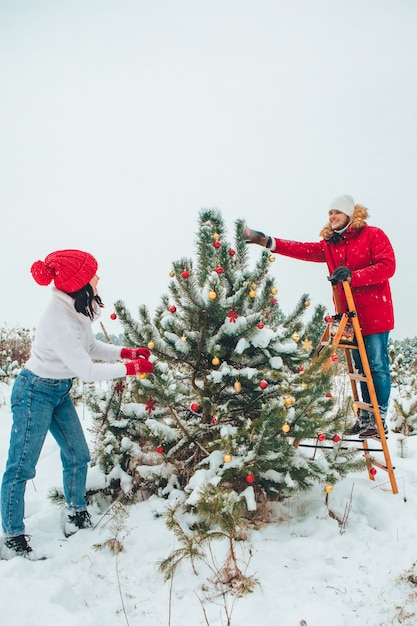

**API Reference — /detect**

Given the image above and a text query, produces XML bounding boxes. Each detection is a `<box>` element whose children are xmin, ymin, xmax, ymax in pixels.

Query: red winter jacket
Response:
<box><xmin>272</xmin><ymin>223</ymin><xmax>396</xmax><ymax>336</ymax></box>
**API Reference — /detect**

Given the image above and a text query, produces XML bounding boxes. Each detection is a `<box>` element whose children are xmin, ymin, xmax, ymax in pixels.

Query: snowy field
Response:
<box><xmin>1</xmin><ymin>381</ymin><xmax>417</xmax><ymax>626</ymax></box>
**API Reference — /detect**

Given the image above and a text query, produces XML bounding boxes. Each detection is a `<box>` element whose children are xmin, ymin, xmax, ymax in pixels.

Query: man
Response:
<box><xmin>245</xmin><ymin>194</ymin><xmax>396</xmax><ymax>439</ymax></box>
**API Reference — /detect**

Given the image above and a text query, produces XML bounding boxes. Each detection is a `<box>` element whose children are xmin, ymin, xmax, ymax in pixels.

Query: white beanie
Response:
<box><xmin>329</xmin><ymin>194</ymin><xmax>355</xmax><ymax>218</ymax></box>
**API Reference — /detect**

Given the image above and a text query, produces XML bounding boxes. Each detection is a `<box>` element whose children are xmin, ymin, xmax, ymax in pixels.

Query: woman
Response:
<box><xmin>1</xmin><ymin>249</ymin><xmax>152</xmax><ymax>560</ymax></box>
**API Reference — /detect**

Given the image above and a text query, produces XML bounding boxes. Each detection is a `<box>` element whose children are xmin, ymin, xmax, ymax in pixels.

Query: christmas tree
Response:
<box><xmin>89</xmin><ymin>209</ymin><xmax>362</xmax><ymax>515</ymax></box>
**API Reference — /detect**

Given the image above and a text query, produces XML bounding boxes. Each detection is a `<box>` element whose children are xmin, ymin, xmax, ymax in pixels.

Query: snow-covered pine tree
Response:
<box><xmin>89</xmin><ymin>209</ymin><xmax>362</xmax><ymax>513</ymax></box>
<box><xmin>389</xmin><ymin>338</ymin><xmax>417</xmax><ymax>436</ymax></box>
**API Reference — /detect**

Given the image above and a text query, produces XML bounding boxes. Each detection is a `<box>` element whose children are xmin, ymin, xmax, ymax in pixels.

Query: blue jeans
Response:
<box><xmin>351</xmin><ymin>332</ymin><xmax>391</xmax><ymax>417</ymax></box>
<box><xmin>1</xmin><ymin>369</ymin><xmax>90</xmax><ymax>537</ymax></box>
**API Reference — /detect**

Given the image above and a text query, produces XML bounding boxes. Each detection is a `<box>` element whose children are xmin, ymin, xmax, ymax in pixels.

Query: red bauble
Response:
<box><xmin>229</xmin><ymin>248</ymin><xmax>236</xmax><ymax>256</ymax></box>
<box><xmin>259</xmin><ymin>380</ymin><xmax>268</xmax><ymax>390</ymax></box>
<box><xmin>110</xmin><ymin>313</ymin><xmax>117</xmax><ymax>320</ymax></box>
<box><xmin>246</xmin><ymin>473</ymin><xmax>255</xmax><ymax>484</ymax></box>
<box><xmin>156</xmin><ymin>445</ymin><xmax>164</xmax><ymax>454</ymax></box>
<box><xmin>213</xmin><ymin>241</ymin><xmax>221</xmax><ymax>249</ymax></box>
<box><xmin>181</xmin><ymin>270</ymin><xmax>190</xmax><ymax>279</ymax></box>
<box><xmin>317</xmin><ymin>433</ymin><xmax>326</xmax><ymax>441</ymax></box>
<box><xmin>169</xmin><ymin>305</ymin><xmax>177</xmax><ymax>313</ymax></box>
<box><xmin>190</xmin><ymin>403</ymin><xmax>200</xmax><ymax>412</ymax></box>
<box><xmin>215</xmin><ymin>266</ymin><xmax>223</xmax><ymax>274</ymax></box>
<box><xmin>257</xmin><ymin>322</ymin><xmax>265</xmax><ymax>329</ymax></box>
<box><xmin>211</xmin><ymin>416</ymin><xmax>218</xmax><ymax>425</ymax></box>
<box><xmin>370</xmin><ymin>467</ymin><xmax>377</xmax><ymax>476</ymax></box>
<box><xmin>326</xmin><ymin>392</ymin><xmax>333</xmax><ymax>398</ymax></box>
<box><xmin>332</xmin><ymin>434</ymin><xmax>341</xmax><ymax>443</ymax></box>
<box><xmin>331</xmin><ymin>354</ymin><xmax>339</xmax><ymax>362</ymax></box>
<box><xmin>324</xmin><ymin>315</ymin><xmax>333</xmax><ymax>323</ymax></box>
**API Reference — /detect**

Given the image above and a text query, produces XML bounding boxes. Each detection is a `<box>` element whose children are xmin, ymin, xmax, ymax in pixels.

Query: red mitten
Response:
<box><xmin>121</xmin><ymin>347</ymin><xmax>151</xmax><ymax>360</ymax></box>
<box><xmin>125</xmin><ymin>359</ymin><xmax>154</xmax><ymax>376</ymax></box>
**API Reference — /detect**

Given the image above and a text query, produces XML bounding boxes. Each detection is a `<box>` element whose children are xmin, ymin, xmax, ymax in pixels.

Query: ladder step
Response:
<box><xmin>354</xmin><ymin>401</ymin><xmax>375</xmax><ymax>413</ymax></box>
<box><xmin>372</xmin><ymin>459</ymin><xmax>395</xmax><ymax>471</ymax></box>
<box><xmin>348</xmin><ymin>372</ymin><xmax>368</xmax><ymax>382</ymax></box>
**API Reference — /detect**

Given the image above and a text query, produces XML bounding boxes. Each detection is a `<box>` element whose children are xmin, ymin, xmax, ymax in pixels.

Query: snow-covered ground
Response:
<box><xmin>1</xmin><ymin>381</ymin><xmax>416</xmax><ymax>626</ymax></box>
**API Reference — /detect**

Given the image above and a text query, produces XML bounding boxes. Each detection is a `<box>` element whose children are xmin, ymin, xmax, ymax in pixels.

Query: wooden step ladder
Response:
<box><xmin>318</xmin><ymin>280</ymin><xmax>398</xmax><ymax>494</ymax></box>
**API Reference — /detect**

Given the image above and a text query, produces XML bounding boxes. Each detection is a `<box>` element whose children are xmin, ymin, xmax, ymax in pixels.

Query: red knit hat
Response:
<box><xmin>31</xmin><ymin>249</ymin><xmax>98</xmax><ymax>293</ymax></box>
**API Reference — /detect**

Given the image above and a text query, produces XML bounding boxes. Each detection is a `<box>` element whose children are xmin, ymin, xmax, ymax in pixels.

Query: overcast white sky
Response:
<box><xmin>1</xmin><ymin>0</ymin><xmax>416</xmax><ymax>340</ymax></box>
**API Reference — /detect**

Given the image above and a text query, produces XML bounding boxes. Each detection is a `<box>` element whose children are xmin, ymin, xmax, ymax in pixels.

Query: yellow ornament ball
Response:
<box><xmin>223</xmin><ymin>453</ymin><xmax>233</xmax><ymax>463</ymax></box>
<box><xmin>212</xmin><ymin>356</ymin><xmax>220</xmax><ymax>366</ymax></box>
<box><xmin>213</xmin><ymin>232</ymin><xmax>220</xmax><ymax>241</ymax></box>
<box><xmin>304</xmin><ymin>300</ymin><xmax>310</xmax><ymax>308</ymax></box>
<box><xmin>169</xmin><ymin>271</ymin><xmax>175</xmax><ymax>278</ymax></box>
<box><xmin>270</xmin><ymin>287</ymin><xmax>278</xmax><ymax>295</ymax></box>
<box><xmin>269</xmin><ymin>255</ymin><xmax>276</xmax><ymax>263</ymax></box>
<box><xmin>249</xmin><ymin>290</ymin><xmax>256</xmax><ymax>298</ymax></box>
<box><xmin>234</xmin><ymin>381</ymin><xmax>242</xmax><ymax>393</ymax></box>
<box><xmin>208</xmin><ymin>291</ymin><xmax>217</xmax><ymax>300</ymax></box>
<box><xmin>281</xmin><ymin>422</ymin><xmax>291</xmax><ymax>433</ymax></box>
<box><xmin>147</xmin><ymin>341</ymin><xmax>155</xmax><ymax>350</ymax></box>
<box><xmin>283</xmin><ymin>396</ymin><xmax>293</xmax><ymax>407</ymax></box>
<box><xmin>324</xmin><ymin>483</ymin><xmax>333</xmax><ymax>494</ymax></box>
<box><xmin>137</xmin><ymin>373</ymin><xmax>147</xmax><ymax>380</ymax></box>
<box><xmin>291</xmin><ymin>332</ymin><xmax>300</xmax><ymax>342</ymax></box>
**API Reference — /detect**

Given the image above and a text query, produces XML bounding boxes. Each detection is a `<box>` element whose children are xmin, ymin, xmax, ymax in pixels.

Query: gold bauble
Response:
<box><xmin>270</xmin><ymin>287</ymin><xmax>278</xmax><ymax>295</ymax></box>
<box><xmin>324</xmin><ymin>483</ymin><xmax>333</xmax><ymax>494</ymax></box>
<box><xmin>212</xmin><ymin>356</ymin><xmax>220</xmax><ymax>366</ymax></box>
<box><xmin>169</xmin><ymin>271</ymin><xmax>175</xmax><ymax>278</ymax></box>
<box><xmin>249</xmin><ymin>290</ymin><xmax>256</xmax><ymax>298</ymax></box>
<box><xmin>281</xmin><ymin>422</ymin><xmax>291</xmax><ymax>433</ymax></box>
<box><xmin>283</xmin><ymin>396</ymin><xmax>293</xmax><ymax>407</ymax></box>
<box><xmin>137</xmin><ymin>373</ymin><xmax>147</xmax><ymax>380</ymax></box>
<box><xmin>291</xmin><ymin>332</ymin><xmax>300</xmax><ymax>342</ymax></box>
<box><xmin>147</xmin><ymin>341</ymin><xmax>155</xmax><ymax>350</ymax></box>
<box><xmin>213</xmin><ymin>232</ymin><xmax>220</xmax><ymax>241</ymax></box>
<box><xmin>223</xmin><ymin>453</ymin><xmax>233</xmax><ymax>463</ymax></box>
<box><xmin>234</xmin><ymin>381</ymin><xmax>242</xmax><ymax>393</ymax></box>
<box><xmin>269</xmin><ymin>255</ymin><xmax>276</xmax><ymax>263</ymax></box>
<box><xmin>208</xmin><ymin>291</ymin><xmax>217</xmax><ymax>300</ymax></box>
<box><xmin>304</xmin><ymin>300</ymin><xmax>310</xmax><ymax>308</ymax></box>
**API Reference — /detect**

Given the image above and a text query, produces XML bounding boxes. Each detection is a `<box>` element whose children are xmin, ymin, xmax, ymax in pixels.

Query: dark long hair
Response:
<box><xmin>67</xmin><ymin>283</ymin><xmax>104</xmax><ymax>319</ymax></box>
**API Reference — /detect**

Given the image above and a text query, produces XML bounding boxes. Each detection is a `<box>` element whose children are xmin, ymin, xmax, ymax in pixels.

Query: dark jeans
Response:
<box><xmin>1</xmin><ymin>369</ymin><xmax>90</xmax><ymax>537</ymax></box>
<box><xmin>351</xmin><ymin>331</ymin><xmax>391</xmax><ymax>417</ymax></box>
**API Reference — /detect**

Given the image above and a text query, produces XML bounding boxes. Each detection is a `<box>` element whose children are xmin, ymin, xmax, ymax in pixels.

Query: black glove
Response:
<box><xmin>328</xmin><ymin>266</ymin><xmax>351</xmax><ymax>285</ymax></box>
<box><xmin>244</xmin><ymin>227</ymin><xmax>273</xmax><ymax>248</ymax></box>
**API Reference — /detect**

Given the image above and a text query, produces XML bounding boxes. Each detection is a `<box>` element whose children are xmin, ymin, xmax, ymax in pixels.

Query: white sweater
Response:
<box><xmin>25</xmin><ymin>288</ymin><xmax>126</xmax><ymax>382</ymax></box>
